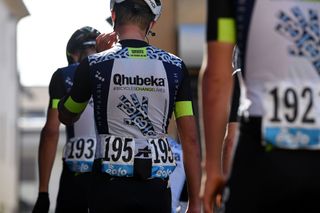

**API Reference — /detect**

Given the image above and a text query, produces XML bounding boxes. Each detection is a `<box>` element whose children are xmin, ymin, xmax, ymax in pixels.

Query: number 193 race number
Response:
<box><xmin>64</xmin><ymin>137</ymin><xmax>97</xmax><ymax>172</ymax></box>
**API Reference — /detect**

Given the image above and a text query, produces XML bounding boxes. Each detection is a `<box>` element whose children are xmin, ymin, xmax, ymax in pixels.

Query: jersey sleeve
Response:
<box><xmin>207</xmin><ymin>0</ymin><xmax>236</xmax><ymax>43</ymax></box>
<box><xmin>174</xmin><ymin>62</ymin><xmax>194</xmax><ymax>119</ymax></box>
<box><xmin>48</xmin><ymin>69</ymin><xmax>65</xmax><ymax>109</ymax></box>
<box><xmin>62</xmin><ymin>58</ymin><xmax>92</xmax><ymax>114</ymax></box>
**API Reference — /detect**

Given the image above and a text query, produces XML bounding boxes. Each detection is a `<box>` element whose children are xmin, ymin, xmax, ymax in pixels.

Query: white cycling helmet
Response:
<box><xmin>110</xmin><ymin>0</ymin><xmax>162</xmax><ymax>21</ymax></box>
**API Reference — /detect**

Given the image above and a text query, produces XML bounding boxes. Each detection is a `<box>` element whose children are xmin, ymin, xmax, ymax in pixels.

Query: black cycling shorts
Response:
<box><xmin>224</xmin><ymin>117</ymin><xmax>320</xmax><ymax>213</ymax></box>
<box><xmin>88</xmin><ymin>172</ymin><xmax>171</xmax><ymax>213</ymax></box>
<box><xmin>55</xmin><ymin>162</ymin><xmax>91</xmax><ymax>213</ymax></box>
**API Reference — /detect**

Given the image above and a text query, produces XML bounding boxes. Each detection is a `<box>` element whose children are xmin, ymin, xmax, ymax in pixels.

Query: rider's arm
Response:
<box><xmin>38</xmin><ymin>70</ymin><xmax>64</xmax><ymax>192</ymax></box>
<box><xmin>38</xmin><ymin>110</ymin><xmax>60</xmax><ymax>192</ymax></box>
<box><xmin>58</xmin><ymin>59</ymin><xmax>92</xmax><ymax>125</ymax></box>
<box><xmin>199</xmin><ymin>0</ymin><xmax>235</xmax><ymax>212</ymax></box>
<box><xmin>175</xmin><ymin>63</ymin><xmax>201</xmax><ymax>212</ymax></box>
<box><xmin>176</xmin><ymin>116</ymin><xmax>201</xmax><ymax>212</ymax></box>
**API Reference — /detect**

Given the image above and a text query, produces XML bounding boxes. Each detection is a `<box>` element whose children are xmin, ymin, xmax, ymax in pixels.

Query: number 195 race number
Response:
<box><xmin>103</xmin><ymin>136</ymin><xmax>134</xmax><ymax>163</ymax></box>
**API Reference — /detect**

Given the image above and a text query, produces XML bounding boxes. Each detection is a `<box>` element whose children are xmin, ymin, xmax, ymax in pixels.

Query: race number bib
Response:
<box><xmin>101</xmin><ymin>135</ymin><xmax>135</xmax><ymax>177</ymax></box>
<box><xmin>262</xmin><ymin>82</ymin><xmax>320</xmax><ymax>149</ymax></box>
<box><xmin>100</xmin><ymin>135</ymin><xmax>176</xmax><ymax>178</ymax></box>
<box><xmin>149</xmin><ymin>138</ymin><xmax>176</xmax><ymax>178</ymax></box>
<box><xmin>64</xmin><ymin>137</ymin><xmax>97</xmax><ymax>172</ymax></box>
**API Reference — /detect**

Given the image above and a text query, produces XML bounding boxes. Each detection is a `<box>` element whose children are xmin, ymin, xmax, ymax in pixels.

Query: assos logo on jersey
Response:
<box><xmin>113</xmin><ymin>74</ymin><xmax>165</xmax><ymax>87</ymax></box>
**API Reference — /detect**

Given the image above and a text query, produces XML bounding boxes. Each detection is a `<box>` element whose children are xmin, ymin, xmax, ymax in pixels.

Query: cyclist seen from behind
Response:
<box><xmin>58</xmin><ymin>0</ymin><xmax>201</xmax><ymax>213</ymax></box>
<box><xmin>200</xmin><ymin>0</ymin><xmax>320</xmax><ymax>212</ymax></box>
<box><xmin>33</xmin><ymin>26</ymin><xmax>116</xmax><ymax>213</ymax></box>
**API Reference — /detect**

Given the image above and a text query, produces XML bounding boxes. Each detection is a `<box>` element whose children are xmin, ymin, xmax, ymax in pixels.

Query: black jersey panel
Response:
<box><xmin>235</xmin><ymin>0</ymin><xmax>256</xmax><ymax>78</ymax></box>
<box><xmin>229</xmin><ymin>73</ymin><xmax>240</xmax><ymax>122</ymax></box>
<box><xmin>91</xmin><ymin>60</ymin><xmax>115</xmax><ymax>134</ymax></box>
<box><xmin>48</xmin><ymin>64</ymin><xmax>79</xmax><ymax>109</ymax></box>
<box><xmin>65</xmin><ymin>125</ymin><xmax>75</xmax><ymax>139</ymax></box>
<box><xmin>68</xmin><ymin>58</ymin><xmax>92</xmax><ymax>103</ymax></box>
<box><xmin>49</xmin><ymin>69</ymin><xmax>65</xmax><ymax>109</ymax></box>
<box><xmin>49</xmin><ymin>64</ymin><xmax>78</xmax><ymax>139</ymax></box>
<box><xmin>175</xmin><ymin>62</ymin><xmax>192</xmax><ymax>102</ymax></box>
<box><xmin>162</xmin><ymin>62</ymin><xmax>182</xmax><ymax>132</ymax></box>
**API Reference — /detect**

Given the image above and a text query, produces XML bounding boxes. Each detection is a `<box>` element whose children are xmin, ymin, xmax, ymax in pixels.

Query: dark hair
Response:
<box><xmin>113</xmin><ymin>0</ymin><xmax>155</xmax><ymax>31</ymax></box>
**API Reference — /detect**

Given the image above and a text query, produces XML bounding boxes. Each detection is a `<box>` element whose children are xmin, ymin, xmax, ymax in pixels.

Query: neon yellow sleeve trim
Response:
<box><xmin>51</xmin><ymin>99</ymin><xmax>60</xmax><ymax>109</ymax></box>
<box><xmin>174</xmin><ymin>101</ymin><xmax>194</xmax><ymax>118</ymax></box>
<box><xmin>64</xmin><ymin>96</ymin><xmax>88</xmax><ymax>114</ymax></box>
<box><xmin>218</xmin><ymin>18</ymin><xmax>236</xmax><ymax>43</ymax></box>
